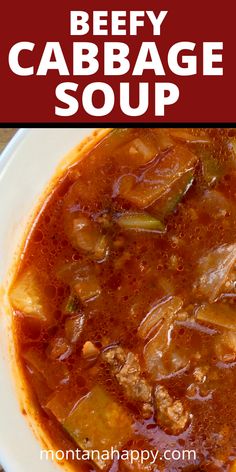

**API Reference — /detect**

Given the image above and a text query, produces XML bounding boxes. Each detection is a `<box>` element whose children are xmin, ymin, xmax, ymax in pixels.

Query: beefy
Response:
<box><xmin>102</xmin><ymin>346</ymin><xmax>153</xmax><ymax>418</ymax></box>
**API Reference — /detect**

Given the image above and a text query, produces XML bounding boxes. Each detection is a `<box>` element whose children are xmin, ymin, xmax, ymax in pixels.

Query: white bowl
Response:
<box><xmin>0</xmin><ymin>128</ymin><xmax>97</xmax><ymax>472</ymax></box>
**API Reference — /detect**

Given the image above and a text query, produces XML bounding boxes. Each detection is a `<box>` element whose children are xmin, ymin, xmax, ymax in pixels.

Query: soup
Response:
<box><xmin>9</xmin><ymin>128</ymin><xmax>236</xmax><ymax>471</ymax></box>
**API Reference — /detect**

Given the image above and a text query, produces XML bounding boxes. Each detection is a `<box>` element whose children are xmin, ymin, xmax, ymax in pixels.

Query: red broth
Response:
<box><xmin>10</xmin><ymin>128</ymin><xmax>236</xmax><ymax>471</ymax></box>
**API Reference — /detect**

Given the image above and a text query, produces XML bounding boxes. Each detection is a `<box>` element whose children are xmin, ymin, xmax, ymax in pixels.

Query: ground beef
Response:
<box><xmin>102</xmin><ymin>346</ymin><xmax>153</xmax><ymax>417</ymax></box>
<box><xmin>154</xmin><ymin>384</ymin><xmax>189</xmax><ymax>434</ymax></box>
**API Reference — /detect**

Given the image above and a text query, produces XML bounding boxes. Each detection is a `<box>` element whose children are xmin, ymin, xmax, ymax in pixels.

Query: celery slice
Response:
<box><xmin>153</xmin><ymin>171</ymin><xmax>194</xmax><ymax>219</ymax></box>
<box><xmin>64</xmin><ymin>294</ymin><xmax>80</xmax><ymax>314</ymax></box>
<box><xmin>199</xmin><ymin>147</ymin><xmax>223</xmax><ymax>186</ymax></box>
<box><xmin>116</xmin><ymin>212</ymin><xmax>165</xmax><ymax>232</ymax></box>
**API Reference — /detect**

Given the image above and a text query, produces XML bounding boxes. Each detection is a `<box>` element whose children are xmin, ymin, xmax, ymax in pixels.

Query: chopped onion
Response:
<box><xmin>128</xmin><ymin>137</ymin><xmax>157</xmax><ymax>160</ymax></box>
<box><xmin>72</xmin><ymin>215</ymin><xmax>109</xmax><ymax>261</ymax></box>
<box><xmin>65</xmin><ymin>314</ymin><xmax>85</xmax><ymax>343</ymax></box>
<box><xmin>115</xmin><ymin>136</ymin><xmax>158</xmax><ymax>167</ymax></box>
<box><xmin>57</xmin><ymin>262</ymin><xmax>101</xmax><ymax>303</ymax></box>
<box><xmin>113</xmin><ymin>130</ymin><xmax>163</xmax><ymax>167</ymax></box>
<box><xmin>46</xmin><ymin>337</ymin><xmax>72</xmax><ymax>361</ymax></box>
<box><xmin>74</xmin><ymin>274</ymin><xmax>101</xmax><ymax>302</ymax></box>
<box><xmin>64</xmin><ymin>210</ymin><xmax>109</xmax><ymax>261</ymax></box>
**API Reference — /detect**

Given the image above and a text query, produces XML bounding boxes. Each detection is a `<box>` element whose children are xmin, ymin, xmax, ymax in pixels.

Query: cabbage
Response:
<box><xmin>194</xmin><ymin>244</ymin><xmax>236</xmax><ymax>302</ymax></box>
<box><xmin>119</xmin><ymin>145</ymin><xmax>197</xmax><ymax>209</ymax></box>
<box><xmin>196</xmin><ymin>303</ymin><xmax>236</xmax><ymax>331</ymax></box>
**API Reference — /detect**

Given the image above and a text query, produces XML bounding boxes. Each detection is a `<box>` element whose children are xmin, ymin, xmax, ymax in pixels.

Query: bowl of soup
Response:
<box><xmin>1</xmin><ymin>128</ymin><xmax>236</xmax><ymax>472</ymax></box>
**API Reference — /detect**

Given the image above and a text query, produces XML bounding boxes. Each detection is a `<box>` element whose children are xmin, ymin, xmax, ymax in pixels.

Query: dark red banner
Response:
<box><xmin>0</xmin><ymin>0</ymin><xmax>235</xmax><ymax>123</ymax></box>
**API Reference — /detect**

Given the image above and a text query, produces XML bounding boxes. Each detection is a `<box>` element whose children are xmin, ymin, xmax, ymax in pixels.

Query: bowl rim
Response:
<box><xmin>0</xmin><ymin>127</ymin><xmax>111</xmax><ymax>472</ymax></box>
<box><xmin>0</xmin><ymin>129</ymin><xmax>29</xmax><ymax>173</ymax></box>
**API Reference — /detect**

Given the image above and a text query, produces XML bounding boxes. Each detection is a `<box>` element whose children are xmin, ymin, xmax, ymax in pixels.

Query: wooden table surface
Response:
<box><xmin>0</xmin><ymin>128</ymin><xmax>18</xmax><ymax>153</ymax></box>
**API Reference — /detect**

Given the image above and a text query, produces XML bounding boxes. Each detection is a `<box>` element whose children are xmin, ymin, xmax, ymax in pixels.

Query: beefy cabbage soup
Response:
<box><xmin>9</xmin><ymin>129</ymin><xmax>236</xmax><ymax>471</ymax></box>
